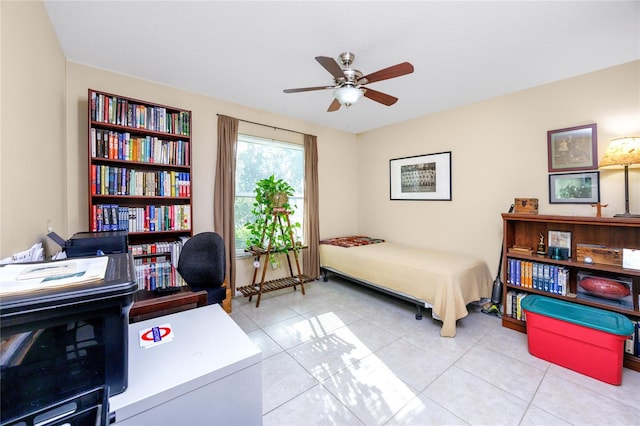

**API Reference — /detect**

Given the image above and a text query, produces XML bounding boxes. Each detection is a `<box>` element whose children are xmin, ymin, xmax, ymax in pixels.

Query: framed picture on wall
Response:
<box><xmin>547</xmin><ymin>123</ymin><xmax>597</xmax><ymax>172</ymax></box>
<box><xmin>389</xmin><ymin>151</ymin><xmax>452</xmax><ymax>200</ymax></box>
<box><xmin>549</xmin><ymin>171</ymin><xmax>600</xmax><ymax>204</ymax></box>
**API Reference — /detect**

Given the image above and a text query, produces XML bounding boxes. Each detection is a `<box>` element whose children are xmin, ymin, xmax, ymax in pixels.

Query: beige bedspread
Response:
<box><xmin>319</xmin><ymin>242</ymin><xmax>492</xmax><ymax>337</ymax></box>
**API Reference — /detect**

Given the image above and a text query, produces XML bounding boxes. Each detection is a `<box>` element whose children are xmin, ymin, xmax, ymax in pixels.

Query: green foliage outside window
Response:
<box><xmin>234</xmin><ymin>135</ymin><xmax>304</xmax><ymax>251</ymax></box>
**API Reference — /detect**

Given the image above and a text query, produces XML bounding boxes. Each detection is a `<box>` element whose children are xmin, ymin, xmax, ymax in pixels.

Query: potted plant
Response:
<box><xmin>245</xmin><ymin>175</ymin><xmax>301</xmax><ymax>267</ymax></box>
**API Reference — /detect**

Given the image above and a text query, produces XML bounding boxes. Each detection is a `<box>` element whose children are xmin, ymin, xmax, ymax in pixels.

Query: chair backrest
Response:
<box><xmin>177</xmin><ymin>232</ymin><xmax>226</xmax><ymax>288</ymax></box>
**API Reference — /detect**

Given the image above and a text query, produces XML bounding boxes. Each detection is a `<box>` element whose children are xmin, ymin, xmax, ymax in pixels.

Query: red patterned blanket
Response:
<box><xmin>319</xmin><ymin>236</ymin><xmax>385</xmax><ymax>248</ymax></box>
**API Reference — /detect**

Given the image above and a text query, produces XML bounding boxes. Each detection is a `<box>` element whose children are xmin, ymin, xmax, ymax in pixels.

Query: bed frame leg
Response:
<box><xmin>321</xmin><ymin>268</ymin><xmax>328</xmax><ymax>282</ymax></box>
<box><xmin>415</xmin><ymin>305</ymin><xmax>423</xmax><ymax>320</ymax></box>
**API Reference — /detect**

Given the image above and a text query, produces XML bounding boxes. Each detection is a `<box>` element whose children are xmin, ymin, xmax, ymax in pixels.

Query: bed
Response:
<box><xmin>319</xmin><ymin>236</ymin><xmax>493</xmax><ymax>337</ymax></box>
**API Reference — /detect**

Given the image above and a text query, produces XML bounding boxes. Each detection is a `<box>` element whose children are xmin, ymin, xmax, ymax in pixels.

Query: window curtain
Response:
<box><xmin>303</xmin><ymin>134</ymin><xmax>320</xmax><ymax>279</ymax></box>
<box><xmin>214</xmin><ymin>115</ymin><xmax>238</xmax><ymax>292</ymax></box>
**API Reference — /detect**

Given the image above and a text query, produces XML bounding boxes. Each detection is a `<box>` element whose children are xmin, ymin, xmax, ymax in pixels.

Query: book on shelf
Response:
<box><xmin>91</xmin><ymin>92</ymin><xmax>190</xmax><ymax>136</ymax></box>
<box><xmin>637</xmin><ymin>321</ymin><xmax>640</xmax><ymax>358</ymax></box>
<box><xmin>625</xmin><ymin>319</ymin><xmax>637</xmax><ymax>356</ymax></box>
<box><xmin>507</xmin><ymin>257</ymin><xmax>568</xmax><ymax>296</ymax></box>
<box><xmin>133</xmin><ymin>261</ymin><xmax>186</xmax><ymax>291</ymax></box>
<box><xmin>91</xmin><ymin>165</ymin><xmax>190</xmax><ymax>197</ymax></box>
<box><xmin>91</xmin><ymin>204</ymin><xmax>191</xmax><ymax>233</ymax></box>
<box><xmin>505</xmin><ymin>290</ymin><xmax>528</xmax><ymax>321</ymax></box>
<box><xmin>130</xmin><ymin>240</ymin><xmax>184</xmax><ymax>267</ymax></box>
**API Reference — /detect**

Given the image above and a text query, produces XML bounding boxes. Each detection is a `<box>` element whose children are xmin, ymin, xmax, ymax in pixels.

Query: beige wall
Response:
<box><xmin>357</xmin><ymin>61</ymin><xmax>640</xmax><ymax>276</ymax></box>
<box><xmin>1</xmin><ymin>0</ymin><xmax>66</xmax><ymax>258</ymax></box>
<box><xmin>2</xmin><ymin>2</ymin><xmax>638</xmax><ymax>289</ymax></box>
<box><xmin>0</xmin><ymin>3</ymin><xmax>359</xmax><ymax>285</ymax></box>
<box><xmin>63</xmin><ymin>64</ymin><xmax>357</xmax><ymax>284</ymax></box>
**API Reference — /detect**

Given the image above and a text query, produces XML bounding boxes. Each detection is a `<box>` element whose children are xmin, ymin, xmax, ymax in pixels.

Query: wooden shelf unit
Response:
<box><xmin>501</xmin><ymin>213</ymin><xmax>640</xmax><ymax>371</ymax></box>
<box><xmin>129</xmin><ymin>286</ymin><xmax>208</xmax><ymax>323</ymax></box>
<box><xmin>237</xmin><ymin>210</ymin><xmax>312</xmax><ymax>307</ymax></box>
<box><xmin>88</xmin><ymin>89</ymin><xmax>192</xmax><ymax>290</ymax></box>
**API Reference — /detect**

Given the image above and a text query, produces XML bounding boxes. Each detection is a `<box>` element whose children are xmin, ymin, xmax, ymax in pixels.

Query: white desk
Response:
<box><xmin>110</xmin><ymin>304</ymin><xmax>262</xmax><ymax>425</ymax></box>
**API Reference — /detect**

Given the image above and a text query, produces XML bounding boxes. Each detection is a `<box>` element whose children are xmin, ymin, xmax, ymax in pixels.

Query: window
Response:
<box><xmin>234</xmin><ymin>134</ymin><xmax>304</xmax><ymax>253</ymax></box>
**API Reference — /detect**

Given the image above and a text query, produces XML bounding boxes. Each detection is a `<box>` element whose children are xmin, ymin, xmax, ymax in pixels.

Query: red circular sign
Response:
<box><xmin>141</xmin><ymin>327</ymin><xmax>171</xmax><ymax>341</ymax></box>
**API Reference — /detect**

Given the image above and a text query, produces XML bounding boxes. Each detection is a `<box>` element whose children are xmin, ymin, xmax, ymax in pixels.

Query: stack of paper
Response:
<box><xmin>0</xmin><ymin>256</ymin><xmax>109</xmax><ymax>295</ymax></box>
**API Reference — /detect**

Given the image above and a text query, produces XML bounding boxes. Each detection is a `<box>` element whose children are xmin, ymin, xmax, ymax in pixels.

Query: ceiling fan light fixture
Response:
<box><xmin>333</xmin><ymin>85</ymin><xmax>364</xmax><ymax>107</ymax></box>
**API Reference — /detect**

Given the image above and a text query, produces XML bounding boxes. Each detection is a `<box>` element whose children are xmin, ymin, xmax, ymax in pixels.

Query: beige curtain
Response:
<box><xmin>214</xmin><ymin>115</ymin><xmax>238</xmax><ymax>292</ymax></box>
<box><xmin>303</xmin><ymin>134</ymin><xmax>320</xmax><ymax>279</ymax></box>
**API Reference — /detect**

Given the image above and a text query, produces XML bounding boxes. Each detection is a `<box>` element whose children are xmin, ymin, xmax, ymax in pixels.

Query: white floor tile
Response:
<box><xmin>321</xmin><ymin>355</ymin><xmax>419</xmax><ymax>425</ymax></box>
<box><xmin>386</xmin><ymin>393</ymin><xmax>468</xmax><ymax>426</ymax></box>
<box><xmin>532</xmin><ymin>373</ymin><xmax>640</xmax><ymax>425</ymax></box>
<box><xmin>422</xmin><ymin>366</ymin><xmax>529</xmax><ymax>425</ymax></box>
<box><xmin>520</xmin><ymin>405</ymin><xmax>572</xmax><ymax>426</ymax></box>
<box><xmin>371</xmin><ymin>338</ymin><xmax>451</xmax><ymax>392</ymax></box>
<box><xmin>261</xmin><ymin>351</ymin><xmax>318</xmax><ymax>414</ymax></box>
<box><xmin>288</xmin><ymin>320</ymin><xmax>390</xmax><ymax>381</ymax></box>
<box><xmin>246</xmin><ymin>328</ymin><xmax>284</xmax><ymax>359</ymax></box>
<box><xmin>263</xmin><ymin>384</ymin><xmax>364</xmax><ymax>426</ymax></box>
<box><xmin>546</xmin><ymin>362</ymin><xmax>640</xmax><ymax>411</ymax></box>
<box><xmin>455</xmin><ymin>345</ymin><xmax>546</xmax><ymax>401</ymax></box>
<box><xmin>227</xmin><ymin>278</ymin><xmax>640</xmax><ymax>426</ymax></box>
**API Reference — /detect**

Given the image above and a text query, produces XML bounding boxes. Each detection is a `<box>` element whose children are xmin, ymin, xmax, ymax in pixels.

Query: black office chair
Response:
<box><xmin>177</xmin><ymin>232</ymin><xmax>227</xmax><ymax>305</ymax></box>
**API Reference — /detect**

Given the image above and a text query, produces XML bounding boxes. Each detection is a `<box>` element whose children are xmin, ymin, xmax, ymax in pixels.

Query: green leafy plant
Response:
<box><xmin>245</xmin><ymin>175</ymin><xmax>301</xmax><ymax>263</ymax></box>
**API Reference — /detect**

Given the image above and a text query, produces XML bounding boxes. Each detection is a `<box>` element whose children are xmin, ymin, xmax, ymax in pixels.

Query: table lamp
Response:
<box><xmin>598</xmin><ymin>136</ymin><xmax>640</xmax><ymax>217</ymax></box>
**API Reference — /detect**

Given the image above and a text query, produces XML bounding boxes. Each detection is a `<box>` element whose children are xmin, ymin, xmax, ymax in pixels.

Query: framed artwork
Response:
<box><xmin>390</xmin><ymin>151</ymin><xmax>452</xmax><ymax>200</ymax></box>
<box><xmin>547</xmin><ymin>123</ymin><xmax>597</xmax><ymax>172</ymax></box>
<box><xmin>548</xmin><ymin>230</ymin><xmax>572</xmax><ymax>260</ymax></box>
<box><xmin>549</xmin><ymin>171</ymin><xmax>600</xmax><ymax>204</ymax></box>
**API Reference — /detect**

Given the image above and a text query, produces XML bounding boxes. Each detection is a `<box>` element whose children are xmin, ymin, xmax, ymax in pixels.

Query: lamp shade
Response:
<box><xmin>599</xmin><ymin>136</ymin><xmax>640</xmax><ymax>169</ymax></box>
<box><xmin>333</xmin><ymin>86</ymin><xmax>364</xmax><ymax>106</ymax></box>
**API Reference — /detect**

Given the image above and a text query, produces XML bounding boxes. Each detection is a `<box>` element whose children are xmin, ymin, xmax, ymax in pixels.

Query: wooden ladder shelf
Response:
<box><xmin>237</xmin><ymin>209</ymin><xmax>312</xmax><ymax>307</ymax></box>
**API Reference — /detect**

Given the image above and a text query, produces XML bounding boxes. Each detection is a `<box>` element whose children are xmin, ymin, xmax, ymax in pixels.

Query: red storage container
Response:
<box><xmin>521</xmin><ymin>295</ymin><xmax>634</xmax><ymax>385</ymax></box>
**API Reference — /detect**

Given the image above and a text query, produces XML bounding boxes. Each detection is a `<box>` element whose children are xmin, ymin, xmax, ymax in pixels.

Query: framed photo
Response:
<box><xmin>390</xmin><ymin>151</ymin><xmax>452</xmax><ymax>200</ymax></box>
<box><xmin>548</xmin><ymin>230</ymin><xmax>571</xmax><ymax>260</ymax></box>
<box><xmin>549</xmin><ymin>171</ymin><xmax>600</xmax><ymax>204</ymax></box>
<box><xmin>547</xmin><ymin>123</ymin><xmax>597</xmax><ymax>172</ymax></box>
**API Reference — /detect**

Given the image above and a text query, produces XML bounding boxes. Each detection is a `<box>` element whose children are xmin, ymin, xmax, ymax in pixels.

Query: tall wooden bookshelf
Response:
<box><xmin>88</xmin><ymin>89</ymin><xmax>192</xmax><ymax>290</ymax></box>
<box><xmin>501</xmin><ymin>213</ymin><xmax>640</xmax><ymax>372</ymax></box>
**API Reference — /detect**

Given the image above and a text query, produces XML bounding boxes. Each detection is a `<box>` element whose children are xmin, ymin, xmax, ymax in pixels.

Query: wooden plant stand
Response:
<box><xmin>236</xmin><ymin>209</ymin><xmax>312</xmax><ymax>307</ymax></box>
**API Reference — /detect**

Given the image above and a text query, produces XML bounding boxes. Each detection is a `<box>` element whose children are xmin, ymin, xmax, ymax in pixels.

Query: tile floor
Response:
<box><xmin>229</xmin><ymin>276</ymin><xmax>640</xmax><ymax>425</ymax></box>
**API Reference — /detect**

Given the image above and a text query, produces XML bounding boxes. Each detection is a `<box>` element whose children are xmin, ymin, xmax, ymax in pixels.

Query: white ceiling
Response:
<box><xmin>44</xmin><ymin>1</ymin><xmax>640</xmax><ymax>134</ymax></box>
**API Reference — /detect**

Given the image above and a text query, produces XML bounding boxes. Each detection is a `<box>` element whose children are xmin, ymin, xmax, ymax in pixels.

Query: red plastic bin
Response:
<box><xmin>521</xmin><ymin>295</ymin><xmax>634</xmax><ymax>385</ymax></box>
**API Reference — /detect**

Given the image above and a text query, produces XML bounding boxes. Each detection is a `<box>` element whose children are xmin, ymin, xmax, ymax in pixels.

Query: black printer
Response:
<box><xmin>49</xmin><ymin>230</ymin><xmax>129</xmax><ymax>258</ymax></box>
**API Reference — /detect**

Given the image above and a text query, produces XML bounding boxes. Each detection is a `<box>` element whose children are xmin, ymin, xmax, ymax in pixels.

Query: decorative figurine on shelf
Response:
<box><xmin>591</xmin><ymin>202</ymin><xmax>608</xmax><ymax>218</ymax></box>
<box><xmin>536</xmin><ymin>232</ymin><xmax>547</xmax><ymax>256</ymax></box>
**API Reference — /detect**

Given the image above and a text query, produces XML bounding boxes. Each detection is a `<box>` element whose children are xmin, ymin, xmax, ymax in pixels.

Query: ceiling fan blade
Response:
<box><xmin>363</xmin><ymin>88</ymin><xmax>398</xmax><ymax>106</ymax></box>
<box><xmin>327</xmin><ymin>98</ymin><xmax>341</xmax><ymax>112</ymax></box>
<box><xmin>283</xmin><ymin>86</ymin><xmax>333</xmax><ymax>93</ymax></box>
<box><xmin>315</xmin><ymin>56</ymin><xmax>346</xmax><ymax>80</ymax></box>
<box><xmin>360</xmin><ymin>62</ymin><xmax>414</xmax><ymax>84</ymax></box>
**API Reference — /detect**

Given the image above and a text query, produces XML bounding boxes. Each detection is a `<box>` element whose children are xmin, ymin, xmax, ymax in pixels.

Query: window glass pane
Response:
<box><xmin>234</xmin><ymin>135</ymin><xmax>304</xmax><ymax>251</ymax></box>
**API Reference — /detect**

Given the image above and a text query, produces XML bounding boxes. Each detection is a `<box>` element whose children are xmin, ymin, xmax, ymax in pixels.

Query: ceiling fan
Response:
<box><xmin>283</xmin><ymin>52</ymin><xmax>414</xmax><ymax>112</ymax></box>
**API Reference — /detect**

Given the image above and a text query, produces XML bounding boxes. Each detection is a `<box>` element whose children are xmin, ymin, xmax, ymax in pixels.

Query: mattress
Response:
<box><xmin>319</xmin><ymin>241</ymin><xmax>492</xmax><ymax>337</ymax></box>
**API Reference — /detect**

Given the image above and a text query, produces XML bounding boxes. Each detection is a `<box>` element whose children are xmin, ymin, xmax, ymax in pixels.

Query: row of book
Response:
<box><xmin>91</xmin><ymin>128</ymin><xmax>190</xmax><ymax>165</ymax></box>
<box><xmin>507</xmin><ymin>258</ymin><xmax>569</xmax><ymax>296</ymax></box>
<box><xmin>91</xmin><ymin>92</ymin><xmax>190</xmax><ymax>136</ymax></box>
<box><xmin>133</xmin><ymin>261</ymin><xmax>187</xmax><ymax>291</ymax></box>
<box><xmin>625</xmin><ymin>319</ymin><xmax>640</xmax><ymax>357</ymax></box>
<box><xmin>129</xmin><ymin>240</ymin><xmax>185</xmax><ymax>267</ymax></box>
<box><xmin>505</xmin><ymin>291</ymin><xmax>528</xmax><ymax>321</ymax></box>
<box><xmin>91</xmin><ymin>165</ymin><xmax>190</xmax><ymax>197</ymax></box>
<box><xmin>91</xmin><ymin>204</ymin><xmax>191</xmax><ymax>233</ymax></box>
